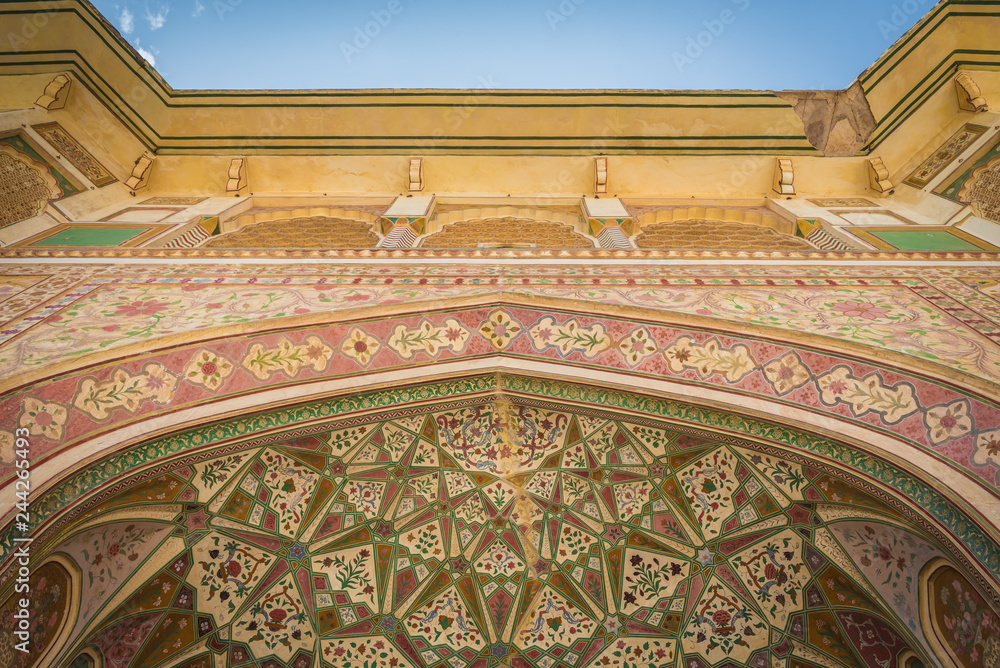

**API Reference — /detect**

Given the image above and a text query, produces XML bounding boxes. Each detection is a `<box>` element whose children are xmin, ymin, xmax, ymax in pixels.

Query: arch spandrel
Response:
<box><xmin>1</xmin><ymin>285</ymin><xmax>1000</xmax><ymax>668</ymax></box>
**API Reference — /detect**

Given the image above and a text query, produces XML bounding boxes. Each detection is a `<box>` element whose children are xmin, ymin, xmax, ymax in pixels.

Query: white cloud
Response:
<box><xmin>192</xmin><ymin>0</ymin><xmax>204</xmax><ymax>17</ymax></box>
<box><xmin>136</xmin><ymin>45</ymin><xmax>156</xmax><ymax>66</ymax></box>
<box><xmin>119</xmin><ymin>7</ymin><xmax>135</xmax><ymax>34</ymax></box>
<box><xmin>145</xmin><ymin>5</ymin><xmax>170</xmax><ymax>30</ymax></box>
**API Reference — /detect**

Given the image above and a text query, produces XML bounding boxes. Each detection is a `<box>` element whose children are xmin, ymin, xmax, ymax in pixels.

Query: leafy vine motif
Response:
<box><xmin>239</xmin><ymin>584</ymin><xmax>311</xmax><ymax>651</ymax></box>
<box><xmin>623</xmin><ymin>553</ymin><xmax>684</xmax><ymax>606</ymax></box>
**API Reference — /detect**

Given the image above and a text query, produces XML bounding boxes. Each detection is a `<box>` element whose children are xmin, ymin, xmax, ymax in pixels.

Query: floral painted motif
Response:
<box><xmin>190</xmin><ymin>532</ymin><xmax>274</xmax><ymax>622</ymax></box>
<box><xmin>242</xmin><ymin>336</ymin><xmax>334</xmax><ymax>381</ymax></box>
<box><xmin>528</xmin><ymin>316</ymin><xmax>612</xmax><ymax>358</ymax></box>
<box><xmin>0</xmin><ymin>561</ymin><xmax>70</xmax><ymax>665</ymax></box>
<box><xmin>17</xmin><ymin>397</ymin><xmax>68</xmax><ymax>441</ymax></box>
<box><xmin>406</xmin><ymin>587</ymin><xmax>485</xmax><ymax>652</ymax></box>
<box><xmin>0</xmin><ymin>280</ymin><xmax>493</xmax><ymax>378</ymax></box>
<box><xmin>73</xmin><ymin>363</ymin><xmax>178</xmax><ymax>420</ymax></box>
<box><xmin>762</xmin><ymin>352</ymin><xmax>812</xmax><ymax>395</ymax></box>
<box><xmin>527</xmin><ymin>282</ymin><xmax>993</xmax><ymax>382</ymax></box>
<box><xmin>387</xmin><ymin>318</ymin><xmax>470</xmax><ymax>359</ymax></box>
<box><xmin>259</xmin><ymin>449</ymin><xmax>321</xmax><ymax>537</ymax></box>
<box><xmin>475</xmin><ymin>538</ymin><xmax>525</xmax><ymax>575</ymax></box>
<box><xmin>516</xmin><ymin>589</ymin><xmax>597</xmax><ymax>651</ymax></box>
<box><xmin>435</xmin><ymin>404</ymin><xmax>568</xmax><ymax>475</ymax></box>
<box><xmin>89</xmin><ymin>613</ymin><xmax>162</xmax><ymax>668</ymax></box>
<box><xmin>816</xmin><ymin>366</ymin><xmax>919</xmax><ymax>423</ymax></box>
<box><xmin>621</xmin><ymin>549</ymin><xmax>688</xmax><ymax>614</ymax></box>
<box><xmin>614</xmin><ymin>481</ymin><xmax>653</xmax><ymax>521</ymax></box>
<box><xmin>479</xmin><ymin>309</ymin><xmax>523</xmax><ymax>350</ymax></box>
<box><xmin>837</xmin><ymin>610</ymin><xmax>911</xmax><ymax>668</ymax></box>
<box><xmin>591</xmin><ymin>638</ymin><xmax>676</xmax><ymax>668</ymax></box>
<box><xmin>233</xmin><ymin>577</ymin><xmax>314</xmax><ymax>661</ymax></box>
<box><xmin>554</xmin><ymin>524</ymin><xmax>597</xmax><ymax>564</ymax></box>
<box><xmin>193</xmin><ymin>453</ymin><xmax>248</xmax><ymax>493</ymax></box>
<box><xmin>924</xmin><ymin>400</ymin><xmax>973</xmax><ymax>445</ymax></box>
<box><xmin>929</xmin><ymin>565</ymin><xmax>1000</xmax><ymax>668</ymax></box>
<box><xmin>399</xmin><ymin>521</ymin><xmax>445</xmax><ymax>560</ymax></box>
<box><xmin>182</xmin><ymin>350</ymin><xmax>234</xmax><ymax>391</ymax></box>
<box><xmin>314</xmin><ymin>547</ymin><xmax>377</xmax><ymax>607</ymax></box>
<box><xmin>678</xmin><ymin>447</ymin><xmax>738</xmax><ymax>540</ymax></box>
<box><xmin>662</xmin><ymin>336</ymin><xmax>756</xmax><ymax>383</ymax></box>
<box><xmin>681</xmin><ymin>582</ymin><xmax>768</xmax><ymax>663</ymax></box>
<box><xmin>321</xmin><ymin>639</ymin><xmax>414</xmax><ymax>668</ymax></box>
<box><xmin>482</xmin><ymin>479</ymin><xmax>518</xmax><ymax>512</ymax></box>
<box><xmin>341</xmin><ymin>328</ymin><xmax>381</xmax><ymax>365</ymax></box>
<box><xmin>829</xmin><ymin>300</ymin><xmax>893</xmax><ymax>320</ymax></box>
<box><xmin>347</xmin><ymin>480</ymin><xmax>387</xmax><ymax>519</ymax></box>
<box><xmin>738</xmin><ymin>450</ymin><xmax>807</xmax><ymax>500</ymax></box>
<box><xmin>731</xmin><ymin>530</ymin><xmax>809</xmax><ymax>626</ymax></box>
<box><xmin>973</xmin><ymin>429</ymin><xmax>1000</xmax><ymax>467</ymax></box>
<box><xmin>617</xmin><ymin>328</ymin><xmax>659</xmax><ymax>366</ymax></box>
<box><xmin>833</xmin><ymin>521</ymin><xmax>944</xmax><ymax>634</ymax></box>
<box><xmin>67</xmin><ymin>522</ymin><xmax>167</xmax><ymax>616</ymax></box>
<box><xmin>0</xmin><ymin>429</ymin><xmax>15</xmax><ymax>466</ymax></box>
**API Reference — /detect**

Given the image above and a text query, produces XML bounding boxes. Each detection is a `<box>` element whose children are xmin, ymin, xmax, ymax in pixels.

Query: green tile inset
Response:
<box><xmin>866</xmin><ymin>229</ymin><xmax>985</xmax><ymax>251</ymax></box>
<box><xmin>32</xmin><ymin>227</ymin><xmax>149</xmax><ymax>247</ymax></box>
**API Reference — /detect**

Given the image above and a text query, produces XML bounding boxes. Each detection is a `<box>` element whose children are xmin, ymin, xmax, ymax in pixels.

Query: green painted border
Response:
<box><xmin>5</xmin><ymin>2</ymin><xmax>1000</xmax><ymax>153</ymax></box>
<box><xmin>6</xmin><ymin>374</ymin><xmax>997</xmax><ymax>581</ymax></box>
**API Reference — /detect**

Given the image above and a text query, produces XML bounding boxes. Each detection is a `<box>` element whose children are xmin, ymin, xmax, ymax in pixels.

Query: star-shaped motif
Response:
<box><xmin>788</xmin><ymin>504</ymin><xmax>812</xmax><ymax>525</ymax></box>
<box><xmin>450</xmin><ymin>557</ymin><xmax>469</xmax><ymax>572</ymax></box>
<box><xmin>603</xmin><ymin>525</ymin><xmax>626</xmax><ymax>544</ymax></box>
<box><xmin>649</xmin><ymin>461</ymin><xmax>665</xmax><ymax>477</ymax></box>
<box><xmin>603</xmin><ymin>616</ymin><xmax>622</xmax><ymax>635</ymax></box>
<box><xmin>373</xmin><ymin>520</ymin><xmax>393</xmax><ymax>540</ymax></box>
<box><xmin>184</xmin><ymin>508</ymin><xmax>209</xmax><ymax>532</ymax></box>
<box><xmin>696</xmin><ymin>548</ymin><xmax>715</xmax><ymax>566</ymax></box>
<box><xmin>329</xmin><ymin>461</ymin><xmax>346</xmax><ymax>476</ymax></box>
<box><xmin>532</xmin><ymin>560</ymin><xmax>549</xmax><ymax>575</ymax></box>
<box><xmin>491</xmin><ymin>644</ymin><xmax>509</xmax><ymax>658</ymax></box>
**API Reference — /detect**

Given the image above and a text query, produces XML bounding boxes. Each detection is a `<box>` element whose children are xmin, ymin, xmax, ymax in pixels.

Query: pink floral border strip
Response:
<box><xmin>1</xmin><ymin>305</ymin><xmax>998</xmax><ymax>495</ymax></box>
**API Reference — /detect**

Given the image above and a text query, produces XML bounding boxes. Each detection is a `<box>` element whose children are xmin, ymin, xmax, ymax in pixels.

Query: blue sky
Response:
<box><xmin>93</xmin><ymin>0</ymin><xmax>935</xmax><ymax>90</ymax></box>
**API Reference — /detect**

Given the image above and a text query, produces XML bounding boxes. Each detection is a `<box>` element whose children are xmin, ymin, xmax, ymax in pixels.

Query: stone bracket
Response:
<box><xmin>773</xmin><ymin>158</ymin><xmax>795</xmax><ymax>196</ymax></box>
<box><xmin>956</xmin><ymin>72</ymin><xmax>989</xmax><ymax>112</ymax></box>
<box><xmin>226</xmin><ymin>158</ymin><xmax>247</xmax><ymax>194</ymax></box>
<box><xmin>408</xmin><ymin>157</ymin><xmax>424</xmax><ymax>192</ymax></box>
<box><xmin>867</xmin><ymin>157</ymin><xmax>894</xmax><ymax>194</ymax></box>
<box><xmin>35</xmin><ymin>74</ymin><xmax>71</xmax><ymax>110</ymax></box>
<box><xmin>124</xmin><ymin>151</ymin><xmax>155</xmax><ymax>192</ymax></box>
<box><xmin>595</xmin><ymin>157</ymin><xmax>608</xmax><ymax>195</ymax></box>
